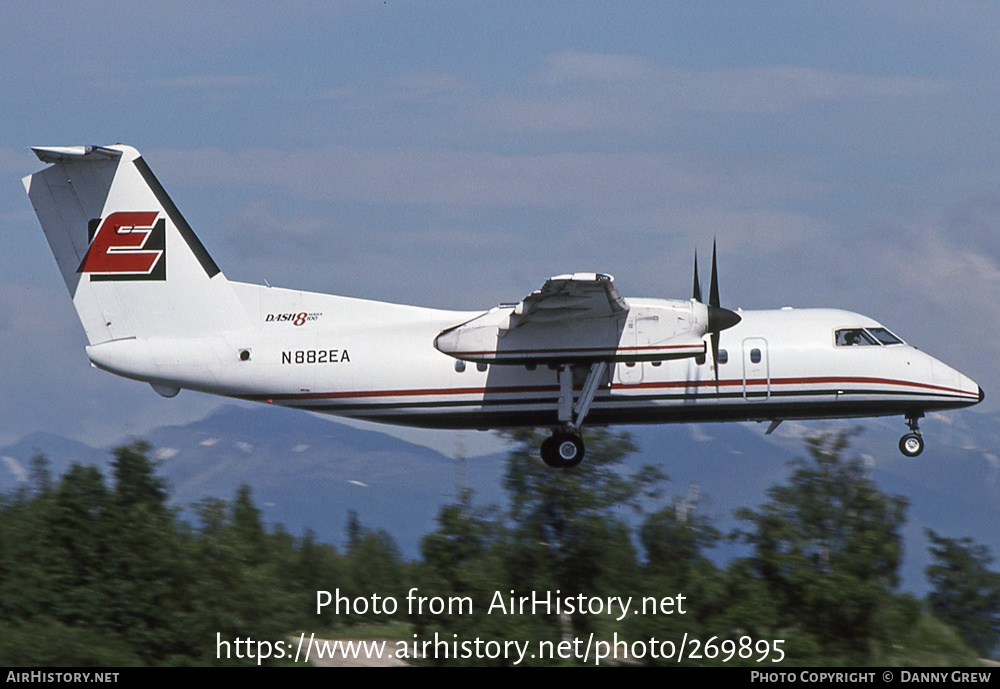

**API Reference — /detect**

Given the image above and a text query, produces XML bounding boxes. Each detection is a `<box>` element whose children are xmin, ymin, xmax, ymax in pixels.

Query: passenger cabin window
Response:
<box><xmin>717</xmin><ymin>349</ymin><xmax>728</xmax><ymax>364</ymax></box>
<box><xmin>750</xmin><ymin>348</ymin><xmax>761</xmax><ymax>364</ymax></box>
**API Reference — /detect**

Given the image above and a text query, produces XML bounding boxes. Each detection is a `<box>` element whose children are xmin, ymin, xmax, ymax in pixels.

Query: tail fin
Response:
<box><xmin>23</xmin><ymin>145</ymin><xmax>246</xmax><ymax>344</ymax></box>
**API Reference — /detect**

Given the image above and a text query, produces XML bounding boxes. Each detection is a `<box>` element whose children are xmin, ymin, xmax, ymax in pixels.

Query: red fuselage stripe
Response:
<box><xmin>255</xmin><ymin>375</ymin><xmax>975</xmax><ymax>402</ymax></box>
<box><xmin>446</xmin><ymin>343</ymin><xmax>704</xmax><ymax>357</ymax></box>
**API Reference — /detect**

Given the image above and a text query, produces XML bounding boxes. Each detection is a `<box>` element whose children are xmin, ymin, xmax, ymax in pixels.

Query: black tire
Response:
<box><xmin>540</xmin><ymin>436</ymin><xmax>559</xmax><ymax>467</ymax></box>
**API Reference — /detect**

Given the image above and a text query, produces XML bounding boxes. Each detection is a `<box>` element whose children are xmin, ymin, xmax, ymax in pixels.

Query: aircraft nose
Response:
<box><xmin>979</xmin><ymin>386</ymin><xmax>986</xmax><ymax>403</ymax></box>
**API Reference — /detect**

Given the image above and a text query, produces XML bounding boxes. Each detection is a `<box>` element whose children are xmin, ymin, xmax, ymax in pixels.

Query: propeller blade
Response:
<box><xmin>702</xmin><ymin>240</ymin><xmax>740</xmax><ymax>392</ymax></box>
<box><xmin>711</xmin><ymin>331</ymin><xmax>721</xmax><ymax>391</ymax></box>
<box><xmin>705</xmin><ymin>240</ymin><xmax>741</xmax><ymax>334</ymax></box>
<box><xmin>709</xmin><ymin>240</ymin><xmax>720</xmax><ymax>308</ymax></box>
<box><xmin>692</xmin><ymin>250</ymin><xmax>702</xmax><ymax>303</ymax></box>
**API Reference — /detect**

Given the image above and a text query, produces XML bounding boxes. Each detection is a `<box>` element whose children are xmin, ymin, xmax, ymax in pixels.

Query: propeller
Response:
<box><xmin>692</xmin><ymin>241</ymin><xmax>741</xmax><ymax>390</ymax></box>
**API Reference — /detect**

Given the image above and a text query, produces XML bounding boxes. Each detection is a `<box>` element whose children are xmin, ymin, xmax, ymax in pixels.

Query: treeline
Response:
<box><xmin>0</xmin><ymin>443</ymin><xmax>404</xmax><ymax>665</ymax></box>
<box><xmin>0</xmin><ymin>431</ymin><xmax>997</xmax><ymax>666</ymax></box>
<box><xmin>411</xmin><ymin>429</ymin><xmax>994</xmax><ymax>665</ymax></box>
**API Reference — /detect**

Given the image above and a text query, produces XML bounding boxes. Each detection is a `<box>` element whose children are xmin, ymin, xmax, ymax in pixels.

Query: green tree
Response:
<box><xmin>0</xmin><ymin>458</ymin><xmax>67</xmax><ymax>624</ymax></box>
<box><xmin>502</xmin><ymin>428</ymin><xmax>663</xmax><ymax>640</ymax></box>
<box><xmin>0</xmin><ymin>442</ymin><xmax>344</xmax><ymax>665</ymax></box>
<box><xmin>409</xmin><ymin>428</ymin><xmax>660</xmax><ymax>664</ymax></box>
<box><xmin>412</xmin><ymin>503</ymin><xmax>518</xmax><ymax>666</ymax></box>
<box><xmin>101</xmin><ymin>443</ymin><xmax>189</xmax><ymax>662</ymax></box>
<box><xmin>628</xmin><ymin>500</ymin><xmax>726</xmax><ymax>660</ymax></box>
<box><xmin>420</xmin><ymin>504</ymin><xmax>502</xmax><ymax>595</ymax></box>
<box><xmin>295</xmin><ymin>528</ymin><xmax>345</xmax><ymax>626</ymax></box>
<box><xmin>111</xmin><ymin>441</ymin><xmax>167</xmax><ymax>512</ymax></box>
<box><xmin>735</xmin><ymin>430</ymin><xmax>909</xmax><ymax>661</ymax></box>
<box><xmin>48</xmin><ymin>464</ymin><xmax>112</xmax><ymax>630</ymax></box>
<box><xmin>28</xmin><ymin>453</ymin><xmax>53</xmax><ymax>495</ymax></box>
<box><xmin>641</xmin><ymin>500</ymin><xmax>720</xmax><ymax>587</ymax></box>
<box><xmin>181</xmin><ymin>488</ymin><xmax>301</xmax><ymax>663</ymax></box>
<box><xmin>346</xmin><ymin>509</ymin><xmax>362</xmax><ymax>551</ymax></box>
<box><xmin>342</xmin><ymin>516</ymin><xmax>408</xmax><ymax>623</ymax></box>
<box><xmin>926</xmin><ymin>530</ymin><xmax>1000</xmax><ymax>657</ymax></box>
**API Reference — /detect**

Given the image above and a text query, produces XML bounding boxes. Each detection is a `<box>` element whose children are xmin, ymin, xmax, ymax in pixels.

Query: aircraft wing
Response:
<box><xmin>506</xmin><ymin>272</ymin><xmax>628</xmax><ymax>330</ymax></box>
<box><xmin>435</xmin><ymin>273</ymin><xmax>634</xmax><ymax>364</ymax></box>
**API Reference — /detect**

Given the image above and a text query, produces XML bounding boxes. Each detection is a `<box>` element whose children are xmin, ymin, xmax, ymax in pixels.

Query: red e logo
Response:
<box><xmin>78</xmin><ymin>212</ymin><xmax>165</xmax><ymax>280</ymax></box>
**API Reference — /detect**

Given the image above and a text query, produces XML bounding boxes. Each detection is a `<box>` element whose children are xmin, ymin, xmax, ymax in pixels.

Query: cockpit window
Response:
<box><xmin>867</xmin><ymin>327</ymin><xmax>904</xmax><ymax>345</ymax></box>
<box><xmin>836</xmin><ymin>329</ymin><xmax>878</xmax><ymax>346</ymax></box>
<box><xmin>835</xmin><ymin>327</ymin><xmax>905</xmax><ymax>347</ymax></box>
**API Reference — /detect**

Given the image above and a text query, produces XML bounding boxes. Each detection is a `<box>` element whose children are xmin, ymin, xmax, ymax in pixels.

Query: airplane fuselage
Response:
<box><xmin>84</xmin><ymin>282</ymin><xmax>982</xmax><ymax>431</ymax></box>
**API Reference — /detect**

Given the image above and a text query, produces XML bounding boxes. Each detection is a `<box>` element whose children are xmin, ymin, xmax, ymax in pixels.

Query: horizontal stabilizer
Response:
<box><xmin>32</xmin><ymin>145</ymin><xmax>122</xmax><ymax>163</ymax></box>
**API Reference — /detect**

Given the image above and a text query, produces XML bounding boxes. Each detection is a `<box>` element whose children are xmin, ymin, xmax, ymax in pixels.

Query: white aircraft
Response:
<box><xmin>24</xmin><ymin>144</ymin><xmax>983</xmax><ymax>468</ymax></box>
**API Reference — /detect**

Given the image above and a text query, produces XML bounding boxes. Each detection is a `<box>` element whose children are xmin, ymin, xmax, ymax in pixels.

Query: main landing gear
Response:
<box><xmin>541</xmin><ymin>431</ymin><xmax>585</xmax><ymax>468</ymax></box>
<box><xmin>899</xmin><ymin>413</ymin><xmax>924</xmax><ymax>457</ymax></box>
<box><xmin>540</xmin><ymin>362</ymin><xmax>607</xmax><ymax>469</ymax></box>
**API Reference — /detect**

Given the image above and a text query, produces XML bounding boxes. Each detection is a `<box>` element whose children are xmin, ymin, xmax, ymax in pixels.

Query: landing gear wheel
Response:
<box><xmin>540</xmin><ymin>432</ymin><xmax>585</xmax><ymax>468</ymax></box>
<box><xmin>899</xmin><ymin>433</ymin><xmax>924</xmax><ymax>457</ymax></box>
<box><xmin>554</xmin><ymin>433</ymin><xmax>584</xmax><ymax>467</ymax></box>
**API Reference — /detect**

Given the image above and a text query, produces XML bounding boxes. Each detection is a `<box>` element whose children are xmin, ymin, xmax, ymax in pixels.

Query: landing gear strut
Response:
<box><xmin>899</xmin><ymin>414</ymin><xmax>924</xmax><ymax>457</ymax></box>
<box><xmin>539</xmin><ymin>362</ymin><xmax>607</xmax><ymax>468</ymax></box>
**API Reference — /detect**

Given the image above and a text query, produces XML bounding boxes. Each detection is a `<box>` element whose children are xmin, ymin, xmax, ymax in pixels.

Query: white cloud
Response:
<box><xmin>889</xmin><ymin>224</ymin><xmax>1000</xmax><ymax>311</ymax></box>
<box><xmin>149</xmin><ymin>74</ymin><xmax>268</xmax><ymax>90</ymax></box>
<box><xmin>392</xmin><ymin>71</ymin><xmax>467</xmax><ymax>101</ymax></box>
<box><xmin>539</xmin><ymin>51</ymin><xmax>658</xmax><ymax>84</ymax></box>
<box><xmin>476</xmin><ymin>53</ymin><xmax>949</xmax><ymax>137</ymax></box>
<box><xmin>538</xmin><ymin>51</ymin><xmax>945</xmax><ymax>105</ymax></box>
<box><xmin>153</xmin><ymin>145</ymin><xmax>825</xmax><ymax>214</ymax></box>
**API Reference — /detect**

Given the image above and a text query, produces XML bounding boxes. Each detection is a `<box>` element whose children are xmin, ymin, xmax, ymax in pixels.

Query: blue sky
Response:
<box><xmin>2</xmin><ymin>2</ymin><xmax>998</xmax><ymax>447</ymax></box>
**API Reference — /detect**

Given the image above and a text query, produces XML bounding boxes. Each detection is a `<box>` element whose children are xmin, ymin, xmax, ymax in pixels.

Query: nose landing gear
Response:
<box><xmin>899</xmin><ymin>414</ymin><xmax>924</xmax><ymax>457</ymax></box>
